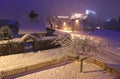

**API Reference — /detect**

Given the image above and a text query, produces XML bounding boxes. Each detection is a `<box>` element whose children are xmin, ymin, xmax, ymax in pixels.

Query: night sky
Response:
<box><xmin>0</xmin><ymin>0</ymin><xmax>120</xmax><ymax>18</ymax></box>
<box><xmin>0</xmin><ymin>0</ymin><xmax>120</xmax><ymax>31</ymax></box>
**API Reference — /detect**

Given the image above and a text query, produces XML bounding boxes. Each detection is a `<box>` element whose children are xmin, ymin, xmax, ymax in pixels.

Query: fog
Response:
<box><xmin>0</xmin><ymin>0</ymin><xmax>120</xmax><ymax>32</ymax></box>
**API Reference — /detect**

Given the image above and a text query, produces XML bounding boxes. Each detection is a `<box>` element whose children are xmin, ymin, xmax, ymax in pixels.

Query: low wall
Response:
<box><xmin>0</xmin><ymin>57</ymin><xmax>66</xmax><ymax>79</ymax></box>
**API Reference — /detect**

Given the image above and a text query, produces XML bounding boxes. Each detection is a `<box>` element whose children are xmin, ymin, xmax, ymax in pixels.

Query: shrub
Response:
<box><xmin>0</xmin><ymin>25</ymin><xmax>13</xmax><ymax>40</ymax></box>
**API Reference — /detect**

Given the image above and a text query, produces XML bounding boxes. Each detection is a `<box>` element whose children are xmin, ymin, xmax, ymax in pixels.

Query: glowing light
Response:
<box><xmin>70</xmin><ymin>34</ymin><xmax>86</xmax><ymax>40</ymax></box>
<box><xmin>60</xmin><ymin>28</ymin><xmax>72</xmax><ymax>33</ymax></box>
<box><xmin>57</xmin><ymin>16</ymin><xmax>69</xmax><ymax>18</ymax></box>
<box><xmin>86</xmin><ymin>10</ymin><xmax>96</xmax><ymax>15</ymax></box>
<box><xmin>75</xmin><ymin>19</ymin><xmax>79</xmax><ymax>24</ymax></box>
<box><xmin>63</xmin><ymin>22</ymin><xmax>67</xmax><ymax>26</ymax></box>
<box><xmin>106</xmin><ymin>19</ymin><xmax>110</xmax><ymax>22</ymax></box>
<box><xmin>96</xmin><ymin>26</ymin><xmax>101</xmax><ymax>29</ymax></box>
<box><xmin>64</xmin><ymin>27</ymin><xmax>68</xmax><ymax>30</ymax></box>
<box><xmin>71</xmin><ymin>13</ymin><xmax>82</xmax><ymax>19</ymax></box>
<box><xmin>71</xmin><ymin>13</ymin><xmax>88</xmax><ymax>19</ymax></box>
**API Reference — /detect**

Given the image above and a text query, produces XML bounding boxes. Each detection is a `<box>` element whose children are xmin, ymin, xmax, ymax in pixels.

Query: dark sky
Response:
<box><xmin>0</xmin><ymin>0</ymin><xmax>120</xmax><ymax>19</ymax></box>
<box><xmin>0</xmin><ymin>0</ymin><xmax>120</xmax><ymax>31</ymax></box>
<box><xmin>26</xmin><ymin>0</ymin><xmax>120</xmax><ymax>19</ymax></box>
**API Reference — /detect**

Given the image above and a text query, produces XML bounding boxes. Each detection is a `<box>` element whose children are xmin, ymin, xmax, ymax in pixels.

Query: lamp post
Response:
<box><xmin>75</xmin><ymin>19</ymin><xmax>79</xmax><ymax>32</ymax></box>
<box><xmin>63</xmin><ymin>22</ymin><xmax>66</xmax><ymax>26</ymax></box>
<box><xmin>63</xmin><ymin>22</ymin><xmax>67</xmax><ymax>30</ymax></box>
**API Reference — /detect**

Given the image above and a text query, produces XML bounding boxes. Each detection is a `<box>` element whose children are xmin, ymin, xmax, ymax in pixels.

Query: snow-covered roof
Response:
<box><xmin>0</xmin><ymin>38</ymin><xmax>21</xmax><ymax>45</ymax></box>
<box><xmin>21</xmin><ymin>33</ymin><xmax>40</xmax><ymax>42</ymax></box>
<box><xmin>0</xmin><ymin>34</ymin><xmax>58</xmax><ymax>44</ymax></box>
<box><xmin>0</xmin><ymin>34</ymin><xmax>40</xmax><ymax>44</ymax></box>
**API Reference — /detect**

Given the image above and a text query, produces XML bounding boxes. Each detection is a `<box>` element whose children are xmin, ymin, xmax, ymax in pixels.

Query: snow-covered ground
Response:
<box><xmin>0</xmin><ymin>47</ymin><xmax>115</xmax><ymax>79</ymax></box>
<box><xmin>7</xmin><ymin>62</ymin><xmax>114</xmax><ymax>79</ymax></box>
<box><xmin>60</xmin><ymin>30</ymin><xmax>120</xmax><ymax>54</ymax></box>
<box><xmin>54</xmin><ymin>30</ymin><xmax>120</xmax><ymax>65</ymax></box>
<box><xmin>88</xmin><ymin>30</ymin><xmax>120</xmax><ymax>50</ymax></box>
<box><xmin>0</xmin><ymin>48</ymin><xmax>64</xmax><ymax>71</ymax></box>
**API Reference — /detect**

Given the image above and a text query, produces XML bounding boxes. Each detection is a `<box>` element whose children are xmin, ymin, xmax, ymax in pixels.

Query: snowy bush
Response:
<box><xmin>53</xmin><ymin>34</ymin><xmax>98</xmax><ymax>57</ymax></box>
<box><xmin>53</xmin><ymin>34</ymin><xmax>100</xmax><ymax>72</ymax></box>
<box><xmin>0</xmin><ymin>25</ymin><xmax>13</xmax><ymax>40</ymax></box>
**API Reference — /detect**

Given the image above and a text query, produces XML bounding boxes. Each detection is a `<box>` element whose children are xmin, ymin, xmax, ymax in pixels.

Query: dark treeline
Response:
<box><xmin>103</xmin><ymin>16</ymin><xmax>120</xmax><ymax>31</ymax></box>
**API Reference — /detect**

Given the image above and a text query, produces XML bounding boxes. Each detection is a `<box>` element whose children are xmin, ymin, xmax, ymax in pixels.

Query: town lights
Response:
<box><xmin>86</xmin><ymin>10</ymin><xmax>96</xmax><ymax>15</ymax></box>
<box><xmin>62</xmin><ymin>22</ymin><xmax>72</xmax><ymax>32</ymax></box>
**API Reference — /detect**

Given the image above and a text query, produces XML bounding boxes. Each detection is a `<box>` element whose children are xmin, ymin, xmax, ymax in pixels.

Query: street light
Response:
<box><xmin>63</xmin><ymin>22</ymin><xmax>67</xmax><ymax>26</ymax></box>
<box><xmin>75</xmin><ymin>19</ymin><xmax>79</xmax><ymax>24</ymax></box>
<box><xmin>63</xmin><ymin>22</ymin><xmax>67</xmax><ymax>31</ymax></box>
<box><xmin>74</xmin><ymin>19</ymin><xmax>80</xmax><ymax>33</ymax></box>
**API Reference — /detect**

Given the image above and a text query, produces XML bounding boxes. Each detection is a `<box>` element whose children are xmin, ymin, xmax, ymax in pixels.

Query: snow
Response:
<box><xmin>54</xmin><ymin>30</ymin><xmax>120</xmax><ymax>66</ymax></box>
<box><xmin>0</xmin><ymin>48</ymin><xmax>63</xmax><ymax>71</ymax></box>
<box><xmin>7</xmin><ymin>62</ymin><xmax>114</xmax><ymax>79</ymax></box>
<box><xmin>0</xmin><ymin>29</ymin><xmax>119</xmax><ymax>79</ymax></box>
<box><xmin>0</xmin><ymin>47</ymin><xmax>115</xmax><ymax>79</ymax></box>
<box><xmin>0</xmin><ymin>38</ymin><xmax>21</xmax><ymax>44</ymax></box>
<box><xmin>87</xmin><ymin>30</ymin><xmax>120</xmax><ymax>63</ymax></box>
<box><xmin>88</xmin><ymin>30</ymin><xmax>120</xmax><ymax>49</ymax></box>
<box><xmin>68</xmin><ymin>30</ymin><xmax>120</xmax><ymax>54</ymax></box>
<box><xmin>0</xmin><ymin>34</ymin><xmax>58</xmax><ymax>44</ymax></box>
<box><xmin>21</xmin><ymin>33</ymin><xmax>40</xmax><ymax>41</ymax></box>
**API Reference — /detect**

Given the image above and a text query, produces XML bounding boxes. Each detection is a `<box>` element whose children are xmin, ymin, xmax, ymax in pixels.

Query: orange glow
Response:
<box><xmin>75</xmin><ymin>19</ymin><xmax>79</xmax><ymax>24</ymax></box>
<box><xmin>63</xmin><ymin>22</ymin><xmax>67</xmax><ymax>26</ymax></box>
<box><xmin>62</xmin><ymin>30</ymin><xmax>72</xmax><ymax>33</ymax></box>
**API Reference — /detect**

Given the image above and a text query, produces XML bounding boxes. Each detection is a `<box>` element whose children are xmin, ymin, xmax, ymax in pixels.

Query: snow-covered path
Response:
<box><xmin>7</xmin><ymin>62</ymin><xmax>114</xmax><ymax>79</ymax></box>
